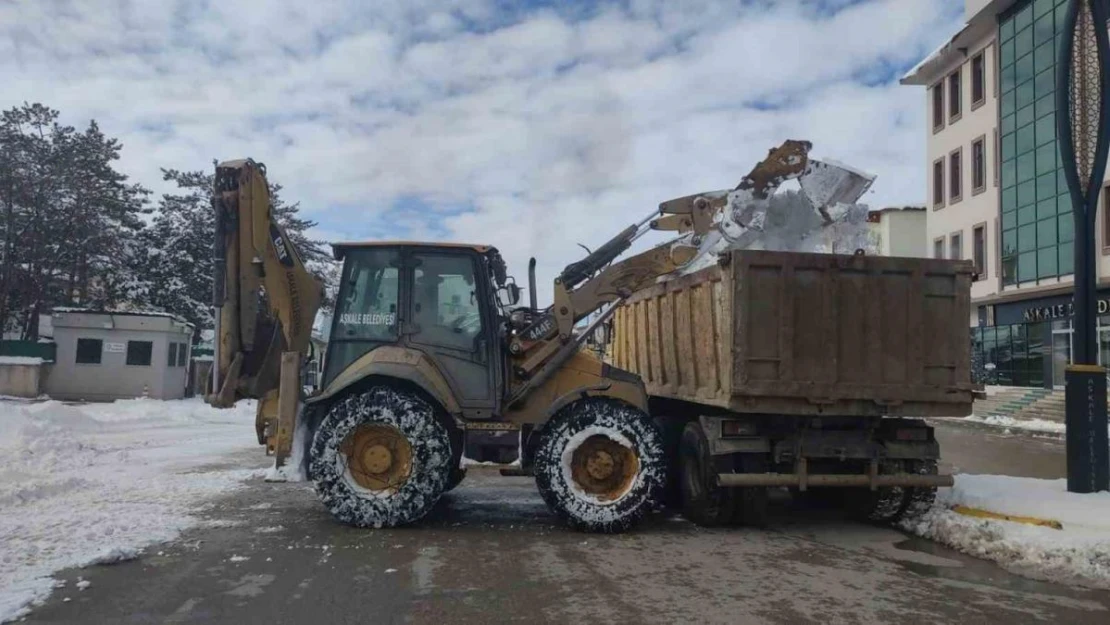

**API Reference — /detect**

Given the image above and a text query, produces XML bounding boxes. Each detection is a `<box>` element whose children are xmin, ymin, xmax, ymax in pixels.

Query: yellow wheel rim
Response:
<box><xmin>570</xmin><ymin>435</ymin><xmax>639</xmax><ymax>502</ymax></box>
<box><xmin>339</xmin><ymin>424</ymin><xmax>413</xmax><ymax>494</ymax></box>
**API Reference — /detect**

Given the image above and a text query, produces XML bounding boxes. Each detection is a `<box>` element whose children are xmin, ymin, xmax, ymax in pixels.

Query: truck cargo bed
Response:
<box><xmin>610</xmin><ymin>250</ymin><xmax>976</xmax><ymax>417</ymax></box>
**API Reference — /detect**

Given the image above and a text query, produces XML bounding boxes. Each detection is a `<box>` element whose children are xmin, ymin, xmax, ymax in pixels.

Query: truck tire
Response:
<box><xmin>309</xmin><ymin>386</ymin><xmax>452</xmax><ymax>528</ymax></box>
<box><xmin>897</xmin><ymin>459</ymin><xmax>938</xmax><ymax>520</ymax></box>
<box><xmin>653</xmin><ymin>415</ymin><xmax>687</xmax><ymax>509</ymax></box>
<box><xmin>679</xmin><ymin>421</ymin><xmax>735</xmax><ymax>526</ymax></box>
<box><xmin>845</xmin><ymin>460</ymin><xmax>907</xmax><ymax>524</ymax></box>
<box><xmin>731</xmin><ymin>454</ymin><xmax>769</xmax><ymax>528</ymax></box>
<box><xmin>534</xmin><ymin>398</ymin><xmax>665</xmax><ymax>533</ymax></box>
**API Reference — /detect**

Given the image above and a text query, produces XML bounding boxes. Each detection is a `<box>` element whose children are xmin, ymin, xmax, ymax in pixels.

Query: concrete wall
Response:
<box><xmin>0</xmin><ymin>363</ymin><xmax>43</xmax><ymax>397</ymax></box>
<box><xmin>924</xmin><ymin>26</ymin><xmax>999</xmax><ymax>309</ymax></box>
<box><xmin>45</xmin><ymin>311</ymin><xmax>194</xmax><ymax>401</ymax></box>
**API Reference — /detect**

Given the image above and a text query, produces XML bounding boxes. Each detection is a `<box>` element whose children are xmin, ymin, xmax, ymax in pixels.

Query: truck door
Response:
<box><xmin>407</xmin><ymin>250</ymin><xmax>498</xmax><ymax>418</ymax></box>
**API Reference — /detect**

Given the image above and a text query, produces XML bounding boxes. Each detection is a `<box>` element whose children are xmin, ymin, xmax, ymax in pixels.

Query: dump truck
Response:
<box><xmin>604</xmin><ymin>249</ymin><xmax>976</xmax><ymax>525</ymax></box>
<box><xmin>207</xmin><ymin>140</ymin><xmax>974</xmax><ymax>533</ymax></box>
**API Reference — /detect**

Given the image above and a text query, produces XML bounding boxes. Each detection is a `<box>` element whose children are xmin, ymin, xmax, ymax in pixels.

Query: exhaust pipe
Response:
<box><xmin>528</xmin><ymin>257</ymin><xmax>538</xmax><ymax>311</ymax></box>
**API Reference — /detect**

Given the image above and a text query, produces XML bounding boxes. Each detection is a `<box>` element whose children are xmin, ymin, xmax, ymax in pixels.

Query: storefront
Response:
<box><xmin>974</xmin><ymin>291</ymin><xmax>1110</xmax><ymax>389</ymax></box>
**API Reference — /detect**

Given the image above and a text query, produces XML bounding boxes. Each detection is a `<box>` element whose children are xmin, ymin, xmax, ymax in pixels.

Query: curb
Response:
<box><xmin>950</xmin><ymin>505</ymin><xmax>1064</xmax><ymax>530</ymax></box>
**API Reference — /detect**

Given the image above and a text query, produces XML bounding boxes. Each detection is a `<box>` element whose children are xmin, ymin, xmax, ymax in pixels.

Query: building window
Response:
<box><xmin>948</xmin><ymin>69</ymin><xmax>962</xmax><ymax>121</ymax></box>
<box><xmin>949</xmin><ymin>147</ymin><xmax>963</xmax><ymax>203</ymax></box>
<box><xmin>934</xmin><ymin>237</ymin><xmax>945</xmax><ymax>259</ymax></box>
<box><xmin>971</xmin><ymin>51</ymin><xmax>986</xmax><ymax>107</ymax></box>
<box><xmin>932</xmin><ymin>83</ymin><xmax>944</xmax><ymax>131</ymax></box>
<box><xmin>933</xmin><ymin>157</ymin><xmax>945</xmax><ymax>208</ymax></box>
<box><xmin>76</xmin><ymin>338</ymin><xmax>102</xmax><ymax>364</ymax></box>
<box><xmin>168</xmin><ymin>343</ymin><xmax>178</xmax><ymax>367</ymax></box>
<box><xmin>126</xmin><ymin>340</ymin><xmax>153</xmax><ymax>366</ymax></box>
<box><xmin>950</xmin><ymin>231</ymin><xmax>963</xmax><ymax>260</ymax></box>
<box><xmin>972</xmin><ymin>136</ymin><xmax>987</xmax><ymax>194</ymax></box>
<box><xmin>973</xmin><ymin>224</ymin><xmax>987</xmax><ymax>279</ymax></box>
<box><xmin>999</xmin><ymin>0</ymin><xmax>1068</xmax><ymax>285</ymax></box>
<box><xmin>177</xmin><ymin>343</ymin><xmax>188</xmax><ymax>367</ymax></box>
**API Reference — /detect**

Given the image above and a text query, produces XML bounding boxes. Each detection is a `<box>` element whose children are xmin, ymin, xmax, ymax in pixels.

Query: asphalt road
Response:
<box><xmin>22</xmin><ymin>421</ymin><xmax>1110</xmax><ymax>625</ymax></box>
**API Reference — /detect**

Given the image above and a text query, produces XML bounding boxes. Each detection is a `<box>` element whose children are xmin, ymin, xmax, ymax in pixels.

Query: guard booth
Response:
<box><xmin>45</xmin><ymin>309</ymin><xmax>195</xmax><ymax>401</ymax></box>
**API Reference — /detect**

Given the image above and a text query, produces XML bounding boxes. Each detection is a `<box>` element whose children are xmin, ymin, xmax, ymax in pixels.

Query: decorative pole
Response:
<box><xmin>1057</xmin><ymin>0</ymin><xmax>1110</xmax><ymax>493</ymax></box>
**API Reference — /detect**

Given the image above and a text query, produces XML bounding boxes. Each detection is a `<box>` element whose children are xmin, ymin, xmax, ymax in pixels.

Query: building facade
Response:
<box><xmin>867</xmin><ymin>206</ymin><xmax>928</xmax><ymax>257</ymax></box>
<box><xmin>46</xmin><ymin>309</ymin><xmax>195</xmax><ymax>401</ymax></box>
<box><xmin>903</xmin><ymin>0</ymin><xmax>1110</xmax><ymax>388</ymax></box>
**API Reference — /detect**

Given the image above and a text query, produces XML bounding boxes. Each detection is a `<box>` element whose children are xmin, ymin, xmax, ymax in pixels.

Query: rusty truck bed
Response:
<box><xmin>609</xmin><ymin>250</ymin><xmax>977</xmax><ymax>417</ymax></box>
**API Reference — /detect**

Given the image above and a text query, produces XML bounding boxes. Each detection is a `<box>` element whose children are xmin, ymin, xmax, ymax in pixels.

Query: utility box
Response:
<box><xmin>609</xmin><ymin>250</ymin><xmax>977</xmax><ymax>417</ymax></box>
<box><xmin>45</xmin><ymin>309</ymin><xmax>196</xmax><ymax>401</ymax></box>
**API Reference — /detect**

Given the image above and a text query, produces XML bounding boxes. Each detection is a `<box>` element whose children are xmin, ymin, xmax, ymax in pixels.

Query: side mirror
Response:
<box><xmin>497</xmin><ymin>282</ymin><xmax>521</xmax><ymax>307</ymax></box>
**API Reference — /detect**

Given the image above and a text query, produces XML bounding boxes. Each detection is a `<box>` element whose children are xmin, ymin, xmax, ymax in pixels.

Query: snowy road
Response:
<box><xmin>7</xmin><ymin>408</ymin><xmax>1110</xmax><ymax>624</ymax></box>
<box><xmin>19</xmin><ymin>421</ymin><xmax>1110</xmax><ymax>625</ymax></box>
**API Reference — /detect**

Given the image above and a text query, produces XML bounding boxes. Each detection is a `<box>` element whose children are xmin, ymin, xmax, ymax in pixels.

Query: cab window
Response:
<box><xmin>411</xmin><ymin>253</ymin><xmax>483</xmax><ymax>351</ymax></box>
<box><xmin>335</xmin><ymin>248</ymin><xmax>399</xmax><ymax>341</ymax></box>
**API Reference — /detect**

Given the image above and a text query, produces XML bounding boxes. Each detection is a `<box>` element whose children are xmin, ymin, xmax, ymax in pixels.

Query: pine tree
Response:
<box><xmin>0</xmin><ymin>103</ymin><xmax>150</xmax><ymax>339</ymax></box>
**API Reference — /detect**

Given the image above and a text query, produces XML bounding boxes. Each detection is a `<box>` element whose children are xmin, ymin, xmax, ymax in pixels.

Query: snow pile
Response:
<box><xmin>902</xmin><ymin>475</ymin><xmax>1110</xmax><ymax>588</ymax></box>
<box><xmin>0</xmin><ymin>397</ymin><xmax>263</xmax><ymax>622</ymax></box>
<box><xmin>677</xmin><ymin>190</ymin><xmax>878</xmax><ymax>275</ymax></box>
<box><xmin>962</xmin><ymin>414</ymin><xmax>1067</xmax><ymax>435</ymax></box>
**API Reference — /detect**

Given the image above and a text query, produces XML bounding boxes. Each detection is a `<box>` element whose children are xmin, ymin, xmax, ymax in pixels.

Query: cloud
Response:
<box><xmin>2</xmin><ymin>0</ymin><xmax>965</xmax><ymax>305</ymax></box>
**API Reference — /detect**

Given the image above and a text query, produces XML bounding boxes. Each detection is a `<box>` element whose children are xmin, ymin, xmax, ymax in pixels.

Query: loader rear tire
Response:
<box><xmin>309</xmin><ymin>386</ymin><xmax>452</xmax><ymax>528</ymax></box>
<box><xmin>534</xmin><ymin>398</ymin><xmax>665</xmax><ymax>533</ymax></box>
<box><xmin>679</xmin><ymin>421</ymin><xmax>735</xmax><ymax>526</ymax></box>
<box><xmin>445</xmin><ymin>467</ymin><xmax>467</xmax><ymax>493</ymax></box>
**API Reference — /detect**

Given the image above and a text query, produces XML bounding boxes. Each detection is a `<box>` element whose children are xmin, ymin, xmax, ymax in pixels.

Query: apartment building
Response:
<box><xmin>903</xmin><ymin>0</ymin><xmax>1110</xmax><ymax>389</ymax></box>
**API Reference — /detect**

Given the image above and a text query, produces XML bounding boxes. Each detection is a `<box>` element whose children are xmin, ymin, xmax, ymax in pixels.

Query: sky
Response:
<box><xmin>1</xmin><ymin>0</ymin><xmax>965</xmax><ymax>301</ymax></box>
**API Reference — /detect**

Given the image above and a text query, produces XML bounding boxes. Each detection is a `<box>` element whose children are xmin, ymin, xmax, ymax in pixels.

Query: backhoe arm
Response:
<box><xmin>207</xmin><ymin>159</ymin><xmax>323</xmax><ymax>460</ymax></box>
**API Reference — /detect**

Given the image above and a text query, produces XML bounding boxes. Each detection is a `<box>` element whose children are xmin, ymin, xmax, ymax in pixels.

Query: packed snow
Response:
<box><xmin>0</xmin><ymin>397</ymin><xmax>263</xmax><ymax>622</ymax></box>
<box><xmin>902</xmin><ymin>474</ymin><xmax>1110</xmax><ymax>588</ymax></box>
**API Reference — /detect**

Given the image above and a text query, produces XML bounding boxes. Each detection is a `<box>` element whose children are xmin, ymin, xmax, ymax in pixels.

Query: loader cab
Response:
<box><xmin>324</xmin><ymin>242</ymin><xmax>513</xmax><ymax>419</ymax></box>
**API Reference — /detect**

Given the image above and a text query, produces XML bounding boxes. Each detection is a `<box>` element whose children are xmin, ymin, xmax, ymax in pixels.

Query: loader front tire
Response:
<box><xmin>309</xmin><ymin>386</ymin><xmax>452</xmax><ymax>528</ymax></box>
<box><xmin>534</xmin><ymin>398</ymin><xmax>665</xmax><ymax>533</ymax></box>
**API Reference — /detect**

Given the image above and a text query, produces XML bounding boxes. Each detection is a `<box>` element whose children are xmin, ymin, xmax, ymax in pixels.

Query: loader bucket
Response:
<box><xmin>799</xmin><ymin>158</ymin><xmax>876</xmax><ymax>223</ymax></box>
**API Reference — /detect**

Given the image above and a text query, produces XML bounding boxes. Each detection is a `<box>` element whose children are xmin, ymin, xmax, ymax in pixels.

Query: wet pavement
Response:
<box><xmin>21</xmin><ymin>422</ymin><xmax>1109</xmax><ymax>625</ymax></box>
<box><xmin>931</xmin><ymin>418</ymin><xmax>1067</xmax><ymax>479</ymax></box>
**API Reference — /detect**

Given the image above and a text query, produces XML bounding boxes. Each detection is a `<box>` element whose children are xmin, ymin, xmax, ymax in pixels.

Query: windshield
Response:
<box><xmin>334</xmin><ymin>248</ymin><xmax>399</xmax><ymax>341</ymax></box>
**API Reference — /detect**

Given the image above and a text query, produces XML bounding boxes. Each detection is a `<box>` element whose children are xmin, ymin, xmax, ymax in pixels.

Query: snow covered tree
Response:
<box><xmin>0</xmin><ymin>103</ymin><xmax>150</xmax><ymax>339</ymax></box>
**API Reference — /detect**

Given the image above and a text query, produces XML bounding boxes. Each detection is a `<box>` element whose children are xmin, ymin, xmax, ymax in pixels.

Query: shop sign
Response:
<box><xmin>1022</xmin><ymin>299</ymin><xmax>1110</xmax><ymax>322</ymax></box>
<box><xmin>104</xmin><ymin>342</ymin><xmax>125</xmax><ymax>353</ymax></box>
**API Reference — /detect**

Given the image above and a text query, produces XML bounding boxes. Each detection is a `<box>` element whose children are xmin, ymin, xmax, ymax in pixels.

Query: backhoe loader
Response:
<box><xmin>206</xmin><ymin>140</ymin><xmax>955</xmax><ymax>533</ymax></box>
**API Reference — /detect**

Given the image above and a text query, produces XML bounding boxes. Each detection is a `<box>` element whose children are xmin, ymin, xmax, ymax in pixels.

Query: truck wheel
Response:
<box><xmin>897</xmin><ymin>460</ymin><xmax>938</xmax><ymax>520</ymax></box>
<box><xmin>846</xmin><ymin>460</ymin><xmax>907</xmax><ymax>524</ymax></box>
<box><xmin>309</xmin><ymin>386</ymin><xmax>452</xmax><ymax>528</ymax></box>
<box><xmin>653</xmin><ymin>415</ymin><xmax>687</xmax><ymax>509</ymax></box>
<box><xmin>534</xmin><ymin>398</ymin><xmax>665</xmax><ymax>533</ymax></box>
<box><xmin>731</xmin><ymin>455</ymin><xmax>769</xmax><ymax>528</ymax></box>
<box><xmin>679</xmin><ymin>421</ymin><xmax>735</xmax><ymax>526</ymax></box>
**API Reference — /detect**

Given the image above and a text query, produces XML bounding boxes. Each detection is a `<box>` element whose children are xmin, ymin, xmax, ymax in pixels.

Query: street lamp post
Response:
<box><xmin>1057</xmin><ymin>0</ymin><xmax>1110</xmax><ymax>493</ymax></box>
